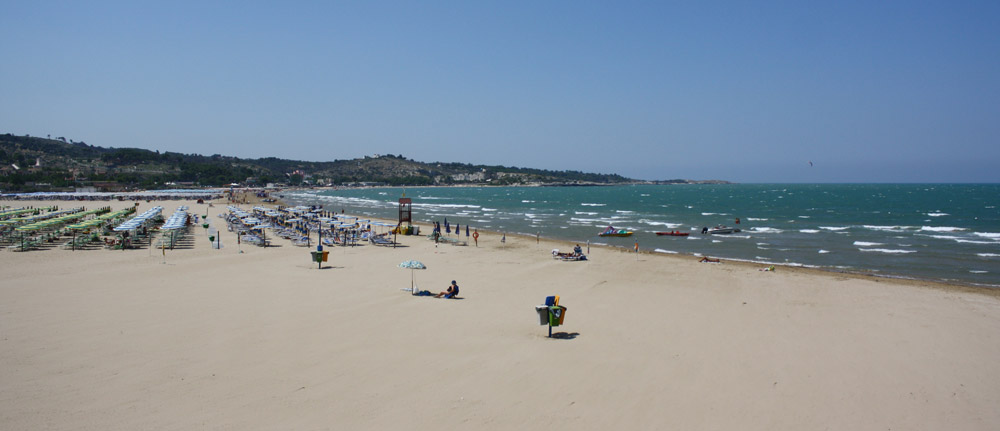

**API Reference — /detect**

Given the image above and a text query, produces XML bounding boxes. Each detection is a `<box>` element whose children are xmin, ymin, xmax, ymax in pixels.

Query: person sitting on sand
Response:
<box><xmin>699</xmin><ymin>257</ymin><xmax>720</xmax><ymax>263</ymax></box>
<box><xmin>573</xmin><ymin>244</ymin><xmax>583</xmax><ymax>256</ymax></box>
<box><xmin>435</xmin><ymin>280</ymin><xmax>460</xmax><ymax>298</ymax></box>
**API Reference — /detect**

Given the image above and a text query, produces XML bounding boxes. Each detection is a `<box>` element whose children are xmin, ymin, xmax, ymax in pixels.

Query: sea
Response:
<box><xmin>284</xmin><ymin>184</ymin><xmax>1000</xmax><ymax>287</ymax></box>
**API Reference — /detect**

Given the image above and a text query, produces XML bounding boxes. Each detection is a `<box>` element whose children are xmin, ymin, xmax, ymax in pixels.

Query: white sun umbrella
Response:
<box><xmin>398</xmin><ymin>260</ymin><xmax>427</xmax><ymax>293</ymax></box>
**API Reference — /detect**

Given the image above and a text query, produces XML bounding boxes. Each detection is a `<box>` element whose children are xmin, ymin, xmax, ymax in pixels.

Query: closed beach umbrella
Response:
<box><xmin>398</xmin><ymin>260</ymin><xmax>427</xmax><ymax>293</ymax></box>
<box><xmin>466</xmin><ymin>225</ymin><xmax>470</xmax><ymax>237</ymax></box>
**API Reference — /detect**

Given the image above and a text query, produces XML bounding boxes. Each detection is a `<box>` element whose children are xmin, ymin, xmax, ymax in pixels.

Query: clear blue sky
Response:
<box><xmin>2</xmin><ymin>1</ymin><xmax>998</xmax><ymax>182</ymax></box>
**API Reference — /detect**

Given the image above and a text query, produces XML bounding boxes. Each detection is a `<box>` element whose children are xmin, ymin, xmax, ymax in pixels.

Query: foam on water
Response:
<box><xmin>920</xmin><ymin>226</ymin><xmax>966</xmax><ymax>232</ymax></box>
<box><xmin>820</xmin><ymin>226</ymin><xmax>849</xmax><ymax>231</ymax></box>
<box><xmin>640</xmin><ymin>219</ymin><xmax>682</xmax><ymax>228</ymax></box>
<box><xmin>750</xmin><ymin>227</ymin><xmax>783</xmax><ymax>233</ymax></box>
<box><xmin>854</xmin><ymin>241</ymin><xmax>884</xmax><ymax>246</ymax></box>
<box><xmin>859</xmin><ymin>249</ymin><xmax>916</xmax><ymax>254</ymax></box>
<box><xmin>799</xmin><ymin>229</ymin><xmax>820</xmax><ymax>233</ymax></box>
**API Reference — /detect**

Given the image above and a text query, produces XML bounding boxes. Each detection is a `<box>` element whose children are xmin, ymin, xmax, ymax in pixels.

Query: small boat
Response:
<box><xmin>598</xmin><ymin>226</ymin><xmax>633</xmax><ymax>237</ymax></box>
<box><xmin>655</xmin><ymin>231</ymin><xmax>690</xmax><ymax>236</ymax></box>
<box><xmin>705</xmin><ymin>225</ymin><xmax>742</xmax><ymax>235</ymax></box>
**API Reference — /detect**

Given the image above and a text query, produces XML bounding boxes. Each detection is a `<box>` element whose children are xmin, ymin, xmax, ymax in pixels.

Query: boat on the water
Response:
<box><xmin>598</xmin><ymin>226</ymin><xmax>633</xmax><ymax>237</ymax></box>
<box><xmin>705</xmin><ymin>225</ymin><xmax>741</xmax><ymax>235</ymax></box>
<box><xmin>655</xmin><ymin>231</ymin><xmax>689</xmax><ymax>236</ymax></box>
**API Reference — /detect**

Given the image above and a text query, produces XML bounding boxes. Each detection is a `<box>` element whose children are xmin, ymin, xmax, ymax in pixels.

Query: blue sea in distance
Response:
<box><xmin>286</xmin><ymin>184</ymin><xmax>1000</xmax><ymax>287</ymax></box>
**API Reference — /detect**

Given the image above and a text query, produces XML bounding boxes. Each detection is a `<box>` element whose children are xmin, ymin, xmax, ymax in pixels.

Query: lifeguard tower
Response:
<box><xmin>398</xmin><ymin>197</ymin><xmax>413</xmax><ymax>234</ymax></box>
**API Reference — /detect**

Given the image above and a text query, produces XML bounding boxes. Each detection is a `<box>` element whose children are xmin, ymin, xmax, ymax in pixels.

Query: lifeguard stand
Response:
<box><xmin>398</xmin><ymin>198</ymin><xmax>412</xmax><ymax>227</ymax></box>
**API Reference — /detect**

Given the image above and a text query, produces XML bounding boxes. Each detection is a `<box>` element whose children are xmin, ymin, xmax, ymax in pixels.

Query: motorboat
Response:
<box><xmin>598</xmin><ymin>226</ymin><xmax>633</xmax><ymax>237</ymax></box>
<box><xmin>705</xmin><ymin>225</ymin><xmax>741</xmax><ymax>235</ymax></box>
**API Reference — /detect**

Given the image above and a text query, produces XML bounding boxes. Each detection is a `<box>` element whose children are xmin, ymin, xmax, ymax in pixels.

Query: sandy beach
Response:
<box><xmin>2</xmin><ymin>198</ymin><xmax>999</xmax><ymax>430</ymax></box>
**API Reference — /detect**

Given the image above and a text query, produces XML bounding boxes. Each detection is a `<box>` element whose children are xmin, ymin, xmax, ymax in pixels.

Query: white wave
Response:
<box><xmin>799</xmin><ymin>229</ymin><xmax>820</xmax><ymax>234</ymax></box>
<box><xmin>973</xmin><ymin>232</ymin><xmax>1000</xmax><ymax>240</ymax></box>
<box><xmin>978</xmin><ymin>253</ymin><xmax>1000</xmax><ymax>258</ymax></box>
<box><xmin>616</xmin><ymin>210</ymin><xmax>634</xmax><ymax>214</ymax></box>
<box><xmin>712</xmin><ymin>240</ymin><xmax>721</xmax><ymax>243</ymax></box>
<box><xmin>818</xmin><ymin>249</ymin><xmax>830</xmax><ymax>254</ymax></box>
<box><xmin>853</xmin><ymin>241</ymin><xmax>884</xmax><ymax>246</ymax></box>
<box><xmin>639</xmin><ymin>219</ymin><xmax>682</xmax><ymax>228</ymax></box>
<box><xmin>701</xmin><ymin>212</ymin><xmax>717</xmax><ymax>216</ymax></box>
<box><xmin>925</xmin><ymin>234</ymin><xmax>961</xmax><ymax>240</ymax></box>
<box><xmin>482</xmin><ymin>208</ymin><xmax>497</xmax><ymax>212</ymax></box>
<box><xmin>641</xmin><ymin>194</ymin><xmax>650</xmax><ymax>197</ymax></box>
<box><xmin>863</xmin><ymin>225</ymin><xmax>913</xmax><ymax>232</ymax></box>
<box><xmin>378</xmin><ymin>192</ymin><xmax>387</xmax><ymax>195</ymax></box>
<box><xmin>580</xmin><ymin>203</ymin><xmax>606</xmax><ymax>207</ymax></box>
<box><xmin>859</xmin><ymin>248</ymin><xmax>916</xmax><ymax>254</ymax></box>
<box><xmin>575</xmin><ymin>211</ymin><xmax>598</xmax><ymax>215</ymax></box>
<box><xmin>969</xmin><ymin>270</ymin><xmax>988</xmax><ymax>274</ymax></box>
<box><xmin>747</xmin><ymin>217</ymin><xmax>768</xmax><ymax>221</ymax></box>
<box><xmin>927</xmin><ymin>212</ymin><xmax>949</xmax><ymax>217</ymax></box>
<box><xmin>820</xmin><ymin>226</ymin><xmax>849</xmax><ymax>231</ymax></box>
<box><xmin>919</xmin><ymin>226</ymin><xmax>966</xmax><ymax>232</ymax></box>
<box><xmin>756</xmin><ymin>242</ymin><xmax>770</xmax><ymax>246</ymax></box>
<box><xmin>798</xmin><ymin>215</ymin><xmax>811</xmax><ymax>219</ymax></box>
<box><xmin>956</xmin><ymin>239</ymin><xmax>995</xmax><ymax>244</ymax></box>
<box><xmin>521</xmin><ymin>200</ymin><xmax>535</xmax><ymax>203</ymax></box>
<box><xmin>412</xmin><ymin>203</ymin><xmax>481</xmax><ymax>209</ymax></box>
<box><xmin>750</xmin><ymin>227</ymin><xmax>783</xmax><ymax>233</ymax></box>
<box><xmin>654</xmin><ymin>249</ymin><xmax>678</xmax><ymax>254</ymax></box>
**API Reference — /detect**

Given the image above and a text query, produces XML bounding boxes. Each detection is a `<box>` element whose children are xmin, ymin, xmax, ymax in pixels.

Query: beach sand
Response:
<box><xmin>2</xmin><ymin>199</ymin><xmax>999</xmax><ymax>430</ymax></box>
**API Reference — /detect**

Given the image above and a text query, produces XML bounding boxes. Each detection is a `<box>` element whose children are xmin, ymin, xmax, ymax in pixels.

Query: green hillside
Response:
<box><xmin>0</xmin><ymin>133</ymin><xmax>632</xmax><ymax>192</ymax></box>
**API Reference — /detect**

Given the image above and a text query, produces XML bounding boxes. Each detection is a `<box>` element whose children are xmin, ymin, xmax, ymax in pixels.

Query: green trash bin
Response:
<box><xmin>311</xmin><ymin>251</ymin><xmax>323</xmax><ymax>263</ymax></box>
<box><xmin>209</xmin><ymin>235</ymin><xmax>215</xmax><ymax>242</ymax></box>
<box><xmin>548</xmin><ymin>305</ymin><xmax>566</xmax><ymax>327</ymax></box>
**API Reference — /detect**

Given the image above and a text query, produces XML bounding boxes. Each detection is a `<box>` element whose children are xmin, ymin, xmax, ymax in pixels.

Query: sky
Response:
<box><xmin>2</xmin><ymin>1</ymin><xmax>998</xmax><ymax>183</ymax></box>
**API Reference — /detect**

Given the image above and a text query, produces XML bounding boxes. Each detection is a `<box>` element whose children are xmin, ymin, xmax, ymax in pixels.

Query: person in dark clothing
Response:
<box><xmin>435</xmin><ymin>280</ymin><xmax>460</xmax><ymax>298</ymax></box>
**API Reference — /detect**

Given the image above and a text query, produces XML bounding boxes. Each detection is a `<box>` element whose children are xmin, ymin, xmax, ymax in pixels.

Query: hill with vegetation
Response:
<box><xmin>0</xmin><ymin>134</ymin><xmax>639</xmax><ymax>192</ymax></box>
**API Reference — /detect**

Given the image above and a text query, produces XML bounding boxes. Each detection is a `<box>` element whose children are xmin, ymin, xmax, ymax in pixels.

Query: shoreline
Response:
<box><xmin>272</xmin><ymin>191</ymin><xmax>1000</xmax><ymax>298</ymax></box>
<box><xmin>275</xmin><ymin>188</ymin><xmax>1000</xmax><ymax>294</ymax></box>
<box><xmin>3</xmin><ymin>197</ymin><xmax>1000</xmax><ymax>429</ymax></box>
<box><xmin>6</xmin><ymin>193</ymin><xmax>997</xmax><ymax>295</ymax></box>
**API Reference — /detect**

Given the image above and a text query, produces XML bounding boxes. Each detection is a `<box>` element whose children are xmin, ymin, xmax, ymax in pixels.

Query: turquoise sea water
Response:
<box><xmin>286</xmin><ymin>184</ymin><xmax>1000</xmax><ymax>287</ymax></box>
